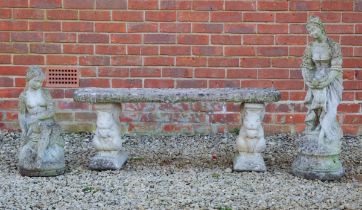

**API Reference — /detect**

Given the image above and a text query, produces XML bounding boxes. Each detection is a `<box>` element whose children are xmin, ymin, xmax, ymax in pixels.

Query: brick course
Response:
<box><xmin>0</xmin><ymin>0</ymin><xmax>361</xmax><ymax>135</ymax></box>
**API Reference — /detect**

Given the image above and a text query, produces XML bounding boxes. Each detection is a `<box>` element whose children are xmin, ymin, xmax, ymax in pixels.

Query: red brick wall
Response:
<box><xmin>0</xmin><ymin>0</ymin><xmax>361</xmax><ymax>135</ymax></box>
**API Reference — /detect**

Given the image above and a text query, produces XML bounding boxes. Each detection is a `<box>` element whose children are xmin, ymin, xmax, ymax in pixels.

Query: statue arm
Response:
<box><xmin>301</xmin><ymin>44</ymin><xmax>314</xmax><ymax>87</ymax></box>
<box><xmin>18</xmin><ymin>92</ymin><xmax>27</xmax><ymax>135</ymax></box>
<box><xmin>26</xmin><ymin>90</ymin><xmax>55</xmax><ymax>124</ymax></box>
<box><xmin>330</xmin><ymin>42</ymin><xmax>343</xmax><ymax>72</ymax></box>
<box><xmin>316</xmin><ymin>42</ymin><xmax>343</xmax><ymax>89</ymax></box>
<box><xmin>44</xmin><ymin>90</ymin><xmax>56</xmax><ymax>117</ymax></box>
<box><xmin>316</xmin><ymin>71</ymin><xmax>339</xmax><ymax>88</ymax></box>
<box><xmin>36</xmin><ymin>90</ymin><xmax>56</xmax><ymax>120</ymax></box>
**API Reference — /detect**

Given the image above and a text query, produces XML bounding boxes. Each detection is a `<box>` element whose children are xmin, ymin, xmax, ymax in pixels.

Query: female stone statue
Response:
<box><xmin>292</xmin><ymin>16</ymin><xmax>344</xmax><ymax>180</ymax></box>
<box><xmin>18</xmin><ymin>66</ymin><xmax>65</xmax><ymax>176</ymax></box>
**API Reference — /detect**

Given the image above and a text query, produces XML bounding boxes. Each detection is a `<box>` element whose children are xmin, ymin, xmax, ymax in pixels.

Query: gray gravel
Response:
<box><xmin>0</xmin><ymin>132</ymin><xmax>361</xmax><ymax>209</ymax></box>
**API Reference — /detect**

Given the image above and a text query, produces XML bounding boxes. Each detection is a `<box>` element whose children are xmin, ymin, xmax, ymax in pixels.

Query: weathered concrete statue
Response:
<box><xmin>292</xmin><ymin>16</ymin><xmax>344</xmax><ymax>180</ymax></box>
<box><xmin>18</xmin><ymin>66</ymin><xmax>65</xmax><ymax>176</ymax></box>
<box><xmin>89</xmin><ymin>104</ymin><xmax>128</xmax><ymax>170</ymax></box>
<box><xmin>234</xmin><ymin>103</ymin><xmax>266</xmax><ymax>172</ymax></box>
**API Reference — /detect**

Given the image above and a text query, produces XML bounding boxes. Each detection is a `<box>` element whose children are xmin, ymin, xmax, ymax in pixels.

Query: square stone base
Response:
<box><xmin>89</xmin><ymin>152</ymin><xmax>128</xmax><ymax>170</ymax></box>
<box><xmin>233</xmin><ymin>152</ymin><xmax>266</xmax><ymax>172</ymax></box>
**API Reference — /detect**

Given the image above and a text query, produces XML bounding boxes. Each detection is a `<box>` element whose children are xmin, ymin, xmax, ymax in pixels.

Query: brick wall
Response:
<box><xmin>0</xmin><ymin>0</ymin><xmax>361</xmax><ymax>135</ymax></box>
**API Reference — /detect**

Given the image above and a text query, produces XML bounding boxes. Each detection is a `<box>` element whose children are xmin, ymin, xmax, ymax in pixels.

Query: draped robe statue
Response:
<box><xmin>292</xmin><ymin>16</ymin><xmax>344</xmax><ymax>180</ymax></box>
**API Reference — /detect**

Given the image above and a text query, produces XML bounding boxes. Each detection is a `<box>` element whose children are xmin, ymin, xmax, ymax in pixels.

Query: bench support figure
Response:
<box><xmin>89</xmin><ymin>104</ymin><xmax>128</xmax><ymax>170</ymax></box>
<box><xmin>234</xmin><ymin>103</ymin><xmax>266</xmax><ymax>172</ymax></box>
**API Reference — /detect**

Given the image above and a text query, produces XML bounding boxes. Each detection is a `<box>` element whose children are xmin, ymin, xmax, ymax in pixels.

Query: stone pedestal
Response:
<box><xmin>292</xmin><ymin>132</ymin><xmax>344</xmax><ymax>180</ymax></box>
<box><xmin>89</xmin><ymin>104</ymin><xmax>128</xmax><ymax>170</ymax></box>
<box><xmin>18</xmin><ymin>124</ymin><xmax>65</xmax><ymax>177</ymax></box>
<box><xmin>18</xmin><ymin>123</ymin><xmax>65</xmax><ymax>177</ymax></box>
<box><xmin>233</xmin><ymin>152</ymin><xmax>266</xmax><ymax>172</ymax></box>
<box><xmin>90</xmin><ymin>151</ymin><xmax>128</xmax><ymax>170</ymax></box>
<box><xmin>233</xmin><ymin>103</ymin><xmax>266</xmax><ymax>172</ymax></box>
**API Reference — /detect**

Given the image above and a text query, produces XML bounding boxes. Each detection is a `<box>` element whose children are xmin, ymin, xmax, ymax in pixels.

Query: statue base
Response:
<box><xmin>233</xmin><ymin>152</ymin><xmax>266</xmax><ymax>172</ymax></box>
<box><xmin>18</xmin><ymin>143</ymin><xmax>65</xmax><ymax>177</ymax></box>
<box><xmin>292</xmin><ymin>133</ymin><xmax>344</xmax><ymax>180</ymax></box>
<box><xmin>292</xmin><ymin>154</ymin><xmax>344</xmax><ymax>180</ymax></box>
<box><xmin>19</xmin><ymin>167</ymin><xmax>65</xmax><ymax>177</ymax></box>
<box><xmin>89</xmin><ymin>151</ymin><xmax>128</xmax><ymax>170</ymax></box>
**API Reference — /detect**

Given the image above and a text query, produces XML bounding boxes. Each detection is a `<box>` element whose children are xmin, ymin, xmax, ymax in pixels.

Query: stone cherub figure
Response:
<box><xmin>234</xmin><ymin>103</ymin><xmax>266</xmax><ymax>172</ymax></box>
<box><xmin>93</xmin><ymin>112</ymin><xmax>123</xmax><ymax>152</ymax></box>
<box><xmin>292</xmin><ymin>16</ymin><xmax>344</xmax><ymax>180</ymax></box>
<box><xmin>18</xmin><ymin>66</ymin><xmax>65</xmax><ymax>176</ymax></box>
<box><xmin>89</xmin><ymin>105</ymin><xmax>128</xmax><ymax>170</ymax></box>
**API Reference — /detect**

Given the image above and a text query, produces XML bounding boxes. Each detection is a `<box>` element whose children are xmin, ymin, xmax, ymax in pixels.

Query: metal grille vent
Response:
<box><xmin>46</xmin><ymin>67</ymin><xmax>79</xmax><ymax>88</ymax></box>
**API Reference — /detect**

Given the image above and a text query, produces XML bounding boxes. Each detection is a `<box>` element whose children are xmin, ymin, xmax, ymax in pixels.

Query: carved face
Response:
<box><xmin>29</xmin><ymin>76</ymin><xmax>44</xmax><ymax>90</ymax></box>
<box><xmin>306</xmin><ymin>24</ymin><xmax>323</xmax><ymax>39</ymax></box>
<box><xmin>244</xmin><ymin>109</ymin><xmax>263</xmax><ymax>138</ymax></box>
<box><xmin>98</xmin><ymin>127</ymin><xmax>111</xmax><ymax>138</ymax></box>
<box><xmin>96</xmin><ymin>112</ymin><xmax>114</xmax><ymax>138</ymax></box>
<box><xmin>244</xmin><ymin>109</ymin><xmax>262</xmax><ymax>130</ymax></box>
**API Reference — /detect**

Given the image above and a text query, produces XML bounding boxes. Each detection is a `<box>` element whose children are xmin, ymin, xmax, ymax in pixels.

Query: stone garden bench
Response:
<box><xmin>73</xmin><ymin>88</ymin><xmax>280</xmax><ymax>172</ymax></box>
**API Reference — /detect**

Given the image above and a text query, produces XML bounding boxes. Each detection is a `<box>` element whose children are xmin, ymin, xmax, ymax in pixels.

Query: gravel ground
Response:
<box><xmin>0</xmin><ymin>132</ymin><xmax>361</xmax><ymax>209</ymax></box>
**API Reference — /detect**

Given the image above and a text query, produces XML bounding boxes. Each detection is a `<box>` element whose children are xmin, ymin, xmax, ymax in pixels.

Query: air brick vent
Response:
<box><xmin>46</xmin><ymin>67</ymin><xmax>79</xmax><ymax>88</ymax></box>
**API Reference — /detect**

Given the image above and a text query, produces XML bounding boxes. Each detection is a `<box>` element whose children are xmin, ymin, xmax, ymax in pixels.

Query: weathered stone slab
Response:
<box><xmin>73</xmin><ymin>88</ymin><xmax>281</xmax><ymax>104</ymax></box>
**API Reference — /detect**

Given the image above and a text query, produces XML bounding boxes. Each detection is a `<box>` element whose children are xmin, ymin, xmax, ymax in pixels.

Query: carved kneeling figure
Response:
<box><xmin>18</xmin><ymin>66</ymin><xmax>65</xmax><ymax>177</ymax></box>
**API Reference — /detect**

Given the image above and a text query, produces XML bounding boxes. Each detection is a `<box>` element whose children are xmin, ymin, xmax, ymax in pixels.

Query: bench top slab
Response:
<box><xmin>73</xmin><ymin>88</ymin><xmax>280</xmax><ymax>104</ymax></box>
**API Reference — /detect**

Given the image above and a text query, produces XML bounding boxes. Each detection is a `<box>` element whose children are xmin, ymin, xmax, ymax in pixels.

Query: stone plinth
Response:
<box><xmin>292</xmin><ymin>132</ymin><xmax>344</xmax><ymax>180</ymax></box>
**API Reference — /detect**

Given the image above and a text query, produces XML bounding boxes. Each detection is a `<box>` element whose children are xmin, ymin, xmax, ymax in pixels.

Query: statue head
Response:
<box><xmin>243</xmin><ymin>104</ymin><xmax>264</xmax><ymax>138</ymax></box>
<box><xmin>96</xmin><ymin>112</ymin><xmax>115</xmax><ymax>138</ymax></box>
<box><xmin>26</xmin><ymin>66</ymin><xmax>45</xmax><ymax>81</ymax></box>
<box><xmin>26</xmin><ymin>66</ymin><xmax>45</xmax><ymax>90</ymax></box>
<box><xmin>306</xmin><ymin>16</ymin><xmax>326</xmax><ymax>39</ymax></box>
